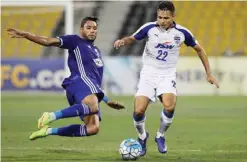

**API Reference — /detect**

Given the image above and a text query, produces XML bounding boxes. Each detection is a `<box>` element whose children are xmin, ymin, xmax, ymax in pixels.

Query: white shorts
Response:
<box><xmin>135</xmin><ymin>72</ymin><xmax>177</xmax><ymax>102</ymax></box>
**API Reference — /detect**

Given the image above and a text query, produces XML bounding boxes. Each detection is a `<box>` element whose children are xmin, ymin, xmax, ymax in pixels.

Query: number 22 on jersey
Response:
<box><xmin>156</xmin><ymin>50</ymin><xmax>168</xmax><ymax>61</ymax></box>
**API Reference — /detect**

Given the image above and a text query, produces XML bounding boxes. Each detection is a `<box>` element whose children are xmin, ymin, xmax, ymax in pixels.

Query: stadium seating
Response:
<box><xmin>1</xmin><ymin>6</ymin><xmax>63</xmax><ymax>58</ymax></box>
<box><xmin>111</xmin><ymin>1</ymin><xmax>247</xmax><ymax>56</ymax></box>
<box><xmin>173</xmin><ymin>1</ymin><xmax>247</xmax><ymax>56</ymax></box>
<box><xmin>111</xmin><ymin>1</ymin><xmax>156</xmax><ymax>56</ymax></box>
<box><xmin>3</xmin><ymin>2</ymin><xmax>245</xmax><ymax>57</ymax></box>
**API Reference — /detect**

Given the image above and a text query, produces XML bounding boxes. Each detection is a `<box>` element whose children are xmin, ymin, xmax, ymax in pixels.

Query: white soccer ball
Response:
<box><xmin>119</xmin><ymin>138</ymin><xmax>142</xmax><ymax>160</ymax></box>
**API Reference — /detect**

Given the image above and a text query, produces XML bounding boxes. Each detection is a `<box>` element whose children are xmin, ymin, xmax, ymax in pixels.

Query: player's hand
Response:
<box><xmin>107</xmin><ymin>101</ymin><xmax>125</xmax><ymax>110</ymax></box>
<box><xmin>114</xmin><ymin>39</ymin><xmax>125</xmax><ymax>49</ymax></box>
<box><xmin>6</xmin><ymin>28</ymin><xmax>26</xmax><ymax>38</ymax></box>
<box><xmin>207</xmin><ymin>74</ymin><xmax>220</xmax><ymax>88</ymax></box>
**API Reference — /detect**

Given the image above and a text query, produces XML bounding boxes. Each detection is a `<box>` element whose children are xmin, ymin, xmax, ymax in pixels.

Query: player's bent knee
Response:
<box><xmin>93</xmin><ymin>125</ymin><xmax>100</xmax><ymax>134</ymax></box>
<box><xmin>87</xmin><ymin>124</ymin><xmax>100</xmax><ymax>135</ymax></box>
<box><xmin>89</xmin><ymin>103</ymin><xmax>99</xmax><ymax>113</ymax></box>
<box><xmin>134</xmin><ymin>96</ymin><xmax>149</xmax><ymax>116</ymax></box>
<box><xmin>134</xmin><ymin>108</ymin><xmax>145</xmax><ymax>116</ymax></box>
<box><xmin>83</xmin><ymin>101</ymin><xmax>99</xmax><ymax>113</ymax></box>
<box><xmin>163</xmin><ymin>102</ymin><xmax>176</xmax><ymax>113</ymax></box>
<box><xmin>83</xmin><ymin>94</ymin><xmax>99</xmax><ymax>113</ymax></box>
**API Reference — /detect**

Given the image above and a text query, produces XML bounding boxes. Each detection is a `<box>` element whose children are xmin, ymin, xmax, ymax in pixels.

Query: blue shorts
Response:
<box><xmin>62</xmin><ymin>78</ymin><xmax>104</xmax><ymax>121</ymax></box>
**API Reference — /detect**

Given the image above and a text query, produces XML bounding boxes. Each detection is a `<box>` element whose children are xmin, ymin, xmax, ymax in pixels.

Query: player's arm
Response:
<box><xmin>193</xmin><ymin>44</ymin><xmax>211</xmax><ymax>76</ymax></box>
<box><xmin>114</xmin><ymin>36</ymin><xmax>136</xmax><ymax>49</ymax></box>
<box><xmin>114</xmin><ymin>23</ymin><xmax>151</xmax><ymax>49</ymax></box>
<box><xmin>102</xmin><ymin>95</ymin><xmax>125</xmax><ymax>110</ymax></box>
<box><xmin>192</xmin><ymin>44</ymin><xmax>220</xmax><ymax>88</ymax></box>
<box><xmin>182</xmin><ymin>28</ymin><xmax>219</xmax><ymax>88</ymax></box>
<box><xmin>7</xmin><ymin>28</ymin><xmax>60</xmax><ymax>47</ymax></box>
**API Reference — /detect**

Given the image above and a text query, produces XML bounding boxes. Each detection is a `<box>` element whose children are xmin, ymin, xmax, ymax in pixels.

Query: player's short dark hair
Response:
<box><xmin>158</xmin><ymin>1</ymin><xmax>175</xmax><ymax>14</ymax></box>
<box><xmin>80</xmin><ymin>16</ymin><xmax>99</xmax><ymax>27</ymax></box>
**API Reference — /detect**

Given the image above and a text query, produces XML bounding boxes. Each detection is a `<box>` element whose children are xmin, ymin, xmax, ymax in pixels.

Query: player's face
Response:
<box><xmin>157</xmin><ymin>10</ymin><xmax>174</xmax><ymax>29</ymax></box>
<box><xmin>80</xmin><ymin>20</ymin><xmax>97</xmax><ymax>41</ymax></box>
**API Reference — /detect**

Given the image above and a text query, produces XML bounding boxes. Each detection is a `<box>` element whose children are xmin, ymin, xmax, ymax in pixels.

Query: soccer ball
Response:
<box><xmin>119</xmin><ymin>138</ymin><xmax>142</xmax><ymax>160</ymax></box>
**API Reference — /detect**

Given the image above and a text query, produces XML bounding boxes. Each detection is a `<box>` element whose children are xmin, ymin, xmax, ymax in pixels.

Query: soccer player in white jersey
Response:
<box><xmin>114</xmin><ymin>1</ymin><xmax>219</xmax><ymax>156</ymax></box>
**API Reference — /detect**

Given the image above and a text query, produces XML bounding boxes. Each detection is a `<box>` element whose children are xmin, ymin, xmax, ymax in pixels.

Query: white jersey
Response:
<box><xmin>132</xmin><ymin>21</ymin><xmax>198</xmax><ymax>75</ymax></box>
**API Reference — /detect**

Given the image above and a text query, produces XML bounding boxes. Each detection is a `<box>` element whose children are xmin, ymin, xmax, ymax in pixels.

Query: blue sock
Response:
<box><xmin>133</xmin><ymin>112</ymin><xmax>145</xmax><ymax>122</ymax></box>
<box><xmin>163</xmin><ymin>109</ymin><xmax>174</xmax><ymax>118</ymax></box>
<box><xmin>53</xmin><ymin>104</ymin><xmax>95</xmax><ymax>120</ymax></box>
<box><xmin>50</xmin><ymin>125</ymin><xmax>88</xmax><ymax>137</ymax></box>
<box><xmin>50</xmin><ymin>128</ymin><xmax>58</xmax><ymax>135</ymax></box>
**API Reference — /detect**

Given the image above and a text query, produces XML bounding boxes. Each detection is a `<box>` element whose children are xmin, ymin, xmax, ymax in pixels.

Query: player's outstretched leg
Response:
<box><xmin>30</xmin><ymin>124</ymin><xmax>89</xmax><ymax>140</ymax></box>
<box><xmin>30</xmin><ymin>114</ymin><xmax>100</xmax><ymax>140</ymax></box>
<box><xmin>133</xmin><ymin>96</ymin><xmax>149</xmax><ymax>156</ymax></box>
<box><xmin>155</xmin><ymin>93</ymin><xmax>176</xmax><ymax>154</ymax></box>
<box><xmin>29</xmin><ymin>125</ymin><xmax>49</xmax><ymax>140</ymax></box>
<box><xmin>37</xmin><ymin>103</ymin><xmax>96</xmax><ymax>129</ymax></box>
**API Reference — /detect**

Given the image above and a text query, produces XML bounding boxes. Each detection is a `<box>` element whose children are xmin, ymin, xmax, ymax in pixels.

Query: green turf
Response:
<box><xmin>1</xmin><ymin>94</ymin><xmax>247</xmax><ymax>162</ymax></box>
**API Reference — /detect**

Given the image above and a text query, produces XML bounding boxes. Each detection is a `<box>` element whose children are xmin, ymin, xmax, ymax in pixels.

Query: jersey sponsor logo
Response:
<box><xmin>93</xmin><ymin>58</ymin><xmax>103</xmax><ymax>67</ymax></box>
<box><xmin>155</xmin><ymin>43</ymin><xmax>174</xmax><ymax>49</ymax></box>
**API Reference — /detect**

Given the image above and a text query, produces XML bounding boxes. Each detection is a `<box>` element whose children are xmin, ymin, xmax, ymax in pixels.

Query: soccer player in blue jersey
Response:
<box><xmin>114</xmin><ymin>1</ymin><xmax>219</xmax><ymax>156</ymax></box>
<box><xmin>7</xmin><ymin>16</ymin><xmax>125</xmax><ymax>140</ymax></box>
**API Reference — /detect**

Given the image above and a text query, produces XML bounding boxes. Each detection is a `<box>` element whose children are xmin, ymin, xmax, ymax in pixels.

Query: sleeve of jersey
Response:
<box><xmin>132</xmin><ymin>24</ymin><xmax>150</xmax><ymax>40</ymax></box>
<box><xmin>57</xmin><ymin>35</ymin><xmax>77</xmax><ymax>49</ymax></box>
<box><xmin>183</xmin><ymin>30</ymin><xmax>198</xmax><ymax>47</ymax></box>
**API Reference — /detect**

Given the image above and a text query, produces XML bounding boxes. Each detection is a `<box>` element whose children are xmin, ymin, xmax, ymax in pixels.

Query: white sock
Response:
<box><xmin>46</xmin><ymin>128</ymin><xmax>52</xmax><ymax>135</ymax></box>
<box><xmin>134</xmin><ymin>118</ymin><xmax>147</xmax><ymax>140</ymax></box>
<box><xmin>49</xmin><ymin>112</ymin><xmax>56</xmax><ymax>121</ymax></box>
<box><xmin>156</xmin><ymin>131</ymin><xmax>164</xmax><ymax>138</ymax></box>
<box><xmin>159</xmin><ymin>110</ymin><xmax>173</xmax><ymax>134</ymax></box>
<box><xmin>139</xmin><ymin>132</ymin><xmax>147</xmax><ymax>140</ymax></box>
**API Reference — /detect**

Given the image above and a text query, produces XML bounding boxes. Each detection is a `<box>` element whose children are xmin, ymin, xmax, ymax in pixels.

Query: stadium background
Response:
<box><xmin>1</xmin><ymin>1</ymin><xmax>247</xmax><ymax>162</ymax></box>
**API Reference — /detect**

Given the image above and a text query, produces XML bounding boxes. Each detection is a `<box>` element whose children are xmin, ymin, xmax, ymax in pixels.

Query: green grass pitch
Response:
<box><xmin>1</xmin><ymin>94</ymin><xmax>247</xmax><ymax>162</ymax></box>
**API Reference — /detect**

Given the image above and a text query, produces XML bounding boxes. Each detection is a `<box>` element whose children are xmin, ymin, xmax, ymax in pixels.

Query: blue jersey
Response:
<box><xmin>57</xmin><ymin>35</ymin><xmax>104</xmax><ymax>91</ymax></box>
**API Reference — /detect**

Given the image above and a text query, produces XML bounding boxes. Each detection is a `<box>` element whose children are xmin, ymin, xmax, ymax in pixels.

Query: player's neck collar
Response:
<box><xmin>158</xmin><ymin>21</ymin><xmax>176</xmax><ymax>31</ymax></box>
<box><xmin>79</xmin><ymin>36</ymin><xmax>94</xmax><ymax>44</ymax></box>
